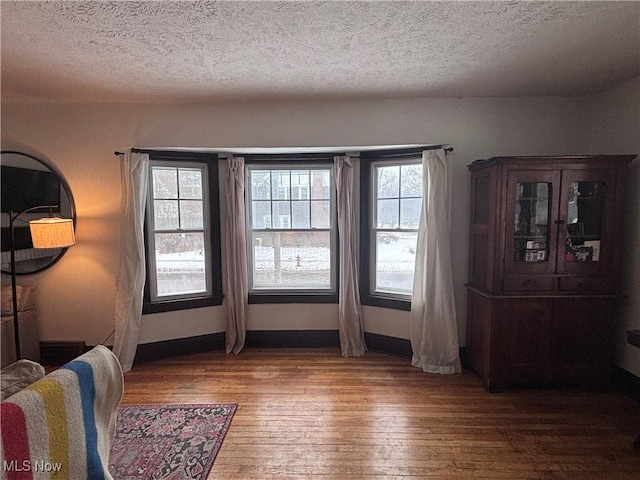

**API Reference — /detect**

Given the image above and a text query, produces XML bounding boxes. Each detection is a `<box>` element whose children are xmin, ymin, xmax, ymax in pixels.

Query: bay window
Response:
<box><xmin>360</xmin><ymin>152</ymin><xmax>423</xmax><ymax>310</ymax></box>
<box><xmin>246</xmin><ymin>163</ymin><xmax>337</xmax><ymax>302</ymax></box>
<box><xmin>144</xmin><ymin>154</ymin><xmax>222</xmax><ymax>313</ymax></box>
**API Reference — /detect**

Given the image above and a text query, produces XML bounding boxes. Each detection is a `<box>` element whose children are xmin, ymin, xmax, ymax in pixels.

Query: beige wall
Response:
<box><xmin>1</xmin><ymin>94</ymin><xmax>604</xmax><ymax>353</ymax></box>
<box><xmin>589</xmin><ymin>76</ymin><xmax>640</xmax><ymax>376</ymax></box>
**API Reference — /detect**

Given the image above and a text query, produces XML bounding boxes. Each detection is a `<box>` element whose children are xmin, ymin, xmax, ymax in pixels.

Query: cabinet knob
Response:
<box><xmin>522</xmin><ymin>279</ymin><xmax>537</xmax><ymax>286</ymax></box>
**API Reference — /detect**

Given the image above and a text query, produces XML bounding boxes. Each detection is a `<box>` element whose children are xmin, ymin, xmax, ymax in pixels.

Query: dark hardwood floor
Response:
<box><xmin>121</xmin><ymin>348</ymin><xmax>640</xmax><ymax>479</ymax></box>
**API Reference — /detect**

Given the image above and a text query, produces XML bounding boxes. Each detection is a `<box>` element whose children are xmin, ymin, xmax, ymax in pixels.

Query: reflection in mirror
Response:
<box><xmin>1</xmin><ymin>151</ymin><xmax>76</xmax><ymax>274</ymax></box>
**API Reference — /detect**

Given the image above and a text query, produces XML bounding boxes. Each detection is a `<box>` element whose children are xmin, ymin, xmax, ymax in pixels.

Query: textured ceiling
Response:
<box><xmin>1</xmin><ymin>1</ymin><xmax>638</xmax><ymax>104</ymax></box>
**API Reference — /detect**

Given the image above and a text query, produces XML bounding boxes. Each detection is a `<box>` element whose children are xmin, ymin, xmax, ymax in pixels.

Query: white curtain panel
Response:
<box><xmin>410</xmin><ymin>149</ymin><xmax>461</xmax><ymax>374</ymax></box>
<box><xmin>113</xmin><ymin>151</ymin><xmax>149</xmax><ymax>373</ymax></box>
<box><xmin>225</xmin><ymin>156</ymin><xmax>248</xmax><ymax>354</ymax></box>
<box><xmin>334</xmin><ymin>156</ymin><xmax>367</xmax><ymax>357</ymax></box>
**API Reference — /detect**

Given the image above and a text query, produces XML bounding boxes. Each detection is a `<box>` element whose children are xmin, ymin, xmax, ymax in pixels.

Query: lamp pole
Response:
<box><xmin>7</xmin><ymin>205</ymin><xmax>58</xmax><ymax>361</ymax></box>
<box><xmin>8</xmin><ymin>211</ymin><xmax>20</xmax><ymax>359</ymax></box>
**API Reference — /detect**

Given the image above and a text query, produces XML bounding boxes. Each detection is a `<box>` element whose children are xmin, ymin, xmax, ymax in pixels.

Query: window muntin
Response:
<box><xmin>147</xmin><ymin>162</ymin><xmax>212</xmax><ymax>301</ymax></box>
<box><xmin>372</xmin><ymin>161</ymin><xmax>423</xmax><ymax>296</ymax></box>
<box><xmin>247</xmin><ymin>166</ymin><xmax>335</xmax><ymax>292</ymax></box>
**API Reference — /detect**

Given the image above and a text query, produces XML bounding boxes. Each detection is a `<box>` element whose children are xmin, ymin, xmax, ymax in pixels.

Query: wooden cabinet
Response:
<box><xmin>466</xmin><ymin>155</ymin><xmax>635</xmax><ymax>391</ymax></box>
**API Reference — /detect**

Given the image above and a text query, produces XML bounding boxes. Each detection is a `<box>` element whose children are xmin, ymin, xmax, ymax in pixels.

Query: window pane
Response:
<box><xmin>252</xmin><ymin>231</ymin><xmax>331</xmax><ymax>289</ymax></box>
<box><xmin>180</xmin><ymin>200</ymin><xmax>204</xmax><ymax>229</ymax></box>
<box><xmin>178</xmin><ymin>169</ymin><xmax>203</xmax><ymax>199</ymax></box>
<box><xmin>375</xmin><ymin>231</ymin><xmax>418</xmax><ymax>295</ymax></box>
<box><xmin>272</xmin><ymin>171</ymin><xmax>290</xmax><ymax>200</ymax></box>
<box><xmin>292</xmin><ymin>200</ymin><xmax>310</xmax><ymax>228</ymax></box>
<box><xmin>311</xmin><ymin>170</ymin><xmax>331</xmax><ymax>199</ymax></box>
<box><xmin>291</xmin><ymin>171</ymin><xmax>309</xmax><ymax>200</ymax></box>
<box><xmin>369</xmin><ymin>161</ymin><xmax>424</xmax><ymax>300</ymax></box>
<box><xmin>292</xmin><ymin>185</ymin><xmax>309</xmax><ymax>200</ymax></box>
<box><xmin>251</xmin><ymin>171</ymin><xmax>271</xmax><ymax>200</ymax></box>
<box><xmin>252</xmin><ymin>201</ymin><xmax>272</xmax><ymax>229</ymax></box>
<box><xmin>400</xmin><ymin>198</ymin><xmax>421</xmax><ymax>228</ymax></box>
<box><xmin>154</xmin><ymin>232</ymin><xmax>206</xmax><ymax>296</ymax></box>
<box><xmin>153</xmin><ymin>167</ymin><xmax>178</xmax><ymax>198</ymax></box>
<box><xmin>291</xmin><ymin>171</ymin><xmax>305</xmax><ymax>185</ymax></box>
<box><xmin>400</xmin><ymin>164</ymin><xmax>422</xmax><ymax>197</ymax></box>
<box><xmin>377</xmin><ymin>166</ymin><xmax>399</xmax><ymax>199</ymax></box>
<box><xmin>376</xmin><ymin>199</ymin><xmax>399</xmax><ymax>228</ymax></box>
<box><xmin>273</xmin><ymin>201</ymin><xmax>291</xmax><ymax>228</ymax></box>
<box><xmin>247</xmin><ymin>166</ymin><xmax>334</xmax><ymax>295</ymax></box>
<box><xmin>311</xmin><ymin>200</ymin><xmax>331</xmax><ymax>229</ymax></box>
<box><xmin>146</xmin><ymin>160</ymin><xmax>221</xmax><ymax>310</ymax></box>
<box><xmin>154</xmin><ymin>200</ymin><xmax>179</xmax><ymax>230</ymax></box>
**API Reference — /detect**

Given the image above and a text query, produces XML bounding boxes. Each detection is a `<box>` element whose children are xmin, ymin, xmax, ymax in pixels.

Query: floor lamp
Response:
<box><xmin>8</xmin><ymin>206</ymin><xmax>75</xmax><ymax>360</ymax></box>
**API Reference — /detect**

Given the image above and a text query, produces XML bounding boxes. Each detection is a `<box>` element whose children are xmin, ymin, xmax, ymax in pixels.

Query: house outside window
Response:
<box><xmin>246</xmin><ymin>164</ymin><xmax>337</xmax><ymax>303</ymax></box>
<box><xmin>144</xmin><ymin>154</ymin><xmax>222</xmax><ymax>313</ymax></box>
<box><xmin>360</xmin><ymin>151</ymin><xmax>424</xmax><ymax>310</ymax></box>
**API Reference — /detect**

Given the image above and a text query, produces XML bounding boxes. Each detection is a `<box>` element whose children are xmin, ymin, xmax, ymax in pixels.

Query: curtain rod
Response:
<box><xmin>114</xmin><ymin>145</ymin><xmax>453</xmax><ymax>157</ymax></box>
<box><xmin>114</xmin><ymin>148</ymin><xmax>146</xmax><ymax>156</ymax></box>
<box><xmin>359</xmin><ymin>144</ymin><xmax>453</xmax><ymax>159</ymax></box>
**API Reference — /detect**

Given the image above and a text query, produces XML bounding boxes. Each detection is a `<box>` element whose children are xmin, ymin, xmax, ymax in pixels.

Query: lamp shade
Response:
<box><xmin>29</xmin><ymin>217</ymin><xmax>76</xmax><ymax>249</ymax></box>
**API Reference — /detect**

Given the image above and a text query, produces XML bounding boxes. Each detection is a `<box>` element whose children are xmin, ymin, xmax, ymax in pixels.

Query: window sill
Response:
<box><xmin>143</xmin><ymin>295</ymin><xmax>224</xmax><ymax>314</ymax></box>
<box><xmin>361</xmin><ymin>294</ymin><xmax>412</xmax><ymax>311</ymax></box>
<box><xmin>249</xmin><ymin>292</ymin><xmax>338</xmax><ymax>304</ymax></box>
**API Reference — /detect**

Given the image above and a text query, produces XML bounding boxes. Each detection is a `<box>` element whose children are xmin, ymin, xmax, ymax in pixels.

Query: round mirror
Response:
<box><xmin>1</xmin><ymin>151</ymin><xmax>76</xmax><ymax>274</ymax></box>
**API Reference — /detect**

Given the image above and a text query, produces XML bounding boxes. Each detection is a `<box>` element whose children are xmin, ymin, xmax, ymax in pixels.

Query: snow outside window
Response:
<box><xmin>372</xmin><ymin>161</ymin><xmax>423</xmax><ymax>296</ymax></box>
<box><xmin>247</xmin><ymin>166</ymin><xmax>336</xmax><ymax>292</ymax></box>
<box><xmin>147</xmin><ymin>162</ymin><xmax>213</xmax><ymax>301</ymax></box>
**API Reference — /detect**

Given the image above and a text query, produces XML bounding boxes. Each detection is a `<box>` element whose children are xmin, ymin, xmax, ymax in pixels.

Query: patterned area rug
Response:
<box><xmin>109</xmin><ymin>403</ymin><xmax>237</xmax><ymax>480</ymax></box>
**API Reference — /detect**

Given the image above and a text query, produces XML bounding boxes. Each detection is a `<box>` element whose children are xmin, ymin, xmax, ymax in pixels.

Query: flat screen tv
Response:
<box><xmin>1</xmin><ymin>165</ymin><xmax>61</xmax><ymax>213</ymax></box>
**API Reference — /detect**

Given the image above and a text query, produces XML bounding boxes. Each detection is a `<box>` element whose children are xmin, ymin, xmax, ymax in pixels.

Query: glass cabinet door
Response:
<box><xmin>564</xmin><ymin>181</ymin><xmax>604</xmax><ymax>263</ymax></box>
<box><xmin>558</xmin><ymin>170</ymin><xmax>615</xmax><ymax>274</ymax></box>
<box><xmin>514</xmin><ymin>182</ymin><xmax>550</xmax><ymax>264</ymax></box>
<box><xmin>558</xmin><ymin>169</ymin><xmax>615</xmax><ymax>274</ymax></box>
<box><xmin>505</xmin><ymin>170</ymin><xmax>559</xmax><ymax>275</ymax></box>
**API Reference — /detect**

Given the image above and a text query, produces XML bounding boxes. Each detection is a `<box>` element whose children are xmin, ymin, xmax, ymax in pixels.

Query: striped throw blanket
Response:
<box><xmin>1</xmin><ymin>346</ymin><xmax>123</xmax><ymax>479</ymax></box>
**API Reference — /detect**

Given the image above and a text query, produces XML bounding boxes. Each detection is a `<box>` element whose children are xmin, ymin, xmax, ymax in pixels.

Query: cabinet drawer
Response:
<box><xmin>503</xmin><ymin>276</ymin><xmax>553</xmax><ymax>292</ymax></box>
<box><xmin>558</xmin><ymin>276</ymin><xmax>614</xmax><ymax>293</ymax></box>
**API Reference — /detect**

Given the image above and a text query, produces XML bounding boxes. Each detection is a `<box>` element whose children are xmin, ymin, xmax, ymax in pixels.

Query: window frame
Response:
<box><xmin>143</xmin><ymin>152</ymin><xmax>223</xmax><ymax>314</ymax></box>
<box><xmin>360</xmin><ymin>149</ymin><xmax>425</xmax><ymax>311</ymax></box>
<box><xmin>245</xmin><ymin>157</ymin><xmax>338</xmax><ymax>304</ymax></box>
